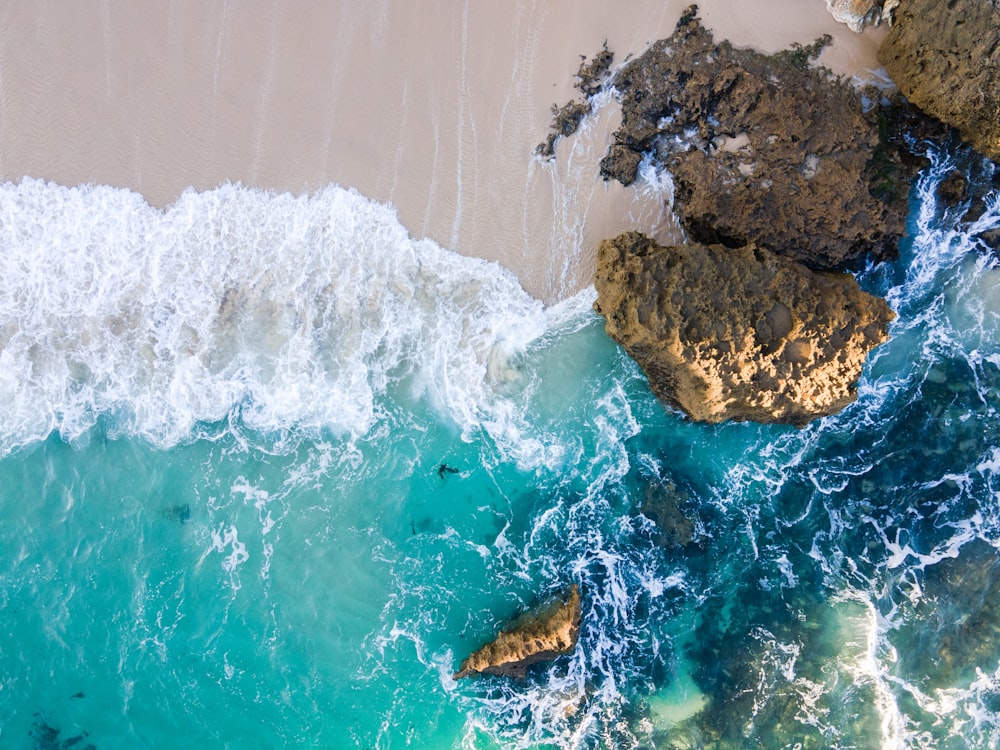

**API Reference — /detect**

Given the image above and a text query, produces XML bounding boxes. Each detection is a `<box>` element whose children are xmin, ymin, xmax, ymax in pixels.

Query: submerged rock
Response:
<box><xmin>454</xmin><ymin>585</ymin><xmax>582</xmax><ymax>679</ymax></box>
<box><xmin>29</xmin><ymin>714</ymin><xmax>96</xmax><ymax>750</ymax></box>
<box><xmin>640</xmin><ymin>479</ymin><xmax>698</xmax><ymax>550</ymax></box>
<box><xmin>599</xmin><ymin>8</ymin><xmax>905</xmax><ymax>269</ymax></box>
<box><xmin>894</xmin><ymin>540</ymin><xmax>1000</xmax><ymax>689</ymax></box>
<box><xmin>879</xmin><ymin>0</ymin><xmax>1000</xmax><ymax>162</ymax></box>
<box><xmin>162</xmin><ymin>503</ymin><xmax>191</xmax><ymax>523</ymax></box>
<box><xmin>593</xmin><ymin>233</ymin><xmax>895</xmax><ymax>426</ymax></box>
<box><xmin>685</xmin><ymin>591</ymin><xmax>886</xmax><ymax>746</ymax></box>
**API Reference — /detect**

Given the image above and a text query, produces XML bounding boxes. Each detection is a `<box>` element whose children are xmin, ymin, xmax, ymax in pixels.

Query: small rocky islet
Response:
<box><xmin>454</xmin><ymin>585</ymin><xmax>582</xmax><ymax>680</ymax></box>
<box><xmin>457</xmin><ymin>0</ymin><xmax>999</xmax><ymax>684</ymax></box>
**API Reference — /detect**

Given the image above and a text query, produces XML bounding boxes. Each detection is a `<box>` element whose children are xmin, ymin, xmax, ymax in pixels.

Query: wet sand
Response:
<box><xmin>0</xmin><ymin>1</ymin><xmax>887</xmax><ymax>302</ymax></box>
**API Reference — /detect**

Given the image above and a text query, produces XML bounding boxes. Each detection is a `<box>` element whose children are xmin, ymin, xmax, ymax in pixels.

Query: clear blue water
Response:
<box><xmin>1</xmin><ymin>147</ymin><xmax>999</xmax><ymax>749</ymax></box>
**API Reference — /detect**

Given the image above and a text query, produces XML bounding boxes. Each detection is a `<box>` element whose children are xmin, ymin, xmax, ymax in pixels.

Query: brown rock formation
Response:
<box><xmin>454</xmin><ymin>585</ymin><xmax>582</xmax><ymax>679</ymax></box>
<box><xmin>593</xmin><ymin>232</ymin><xmax>895</xmax><ymax>426</ymax></box>
<box><xmin>879</xmin><ymin>0</ymin><xmax>1000</xmax><ymax>162</ymax></box>
<box><xmin>600</xmin><ymin>9</ymin><xmax>905</xmax><ymax>270</ymax></box>
<box><xmin>535</xmin><ymin>45</ymin><xmax>614</xmax><ymax>160</ymax></box>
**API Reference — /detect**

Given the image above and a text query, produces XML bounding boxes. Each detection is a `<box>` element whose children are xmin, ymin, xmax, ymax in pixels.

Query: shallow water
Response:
<box><xmin>2</xmin><ymin>146</ymin><xmax>1000</xmax><ymax>749</ymax></box>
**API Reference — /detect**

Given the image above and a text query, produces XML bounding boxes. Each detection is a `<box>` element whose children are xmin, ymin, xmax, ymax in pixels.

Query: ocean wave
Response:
<box><xmin>0</xmin><ymin>178</ymin><xmax>561</xmax><ymax>458</ymax></box>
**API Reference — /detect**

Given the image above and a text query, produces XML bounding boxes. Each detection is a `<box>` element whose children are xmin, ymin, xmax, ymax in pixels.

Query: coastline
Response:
<box><xmin>0</xmin><ymin>0</ymin><xmax>886</xmax><ymax>302</ymax></box>
<box><xmin>3</xmin><ymin>5</ymin><xmax>1000</xmax><ymax>746</ymax></box>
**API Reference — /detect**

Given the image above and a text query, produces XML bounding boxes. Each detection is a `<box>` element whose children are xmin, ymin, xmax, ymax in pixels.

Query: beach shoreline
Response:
<box><xmin>0</xmin><ymin>0</ymin><xmax>887</xmax><ymax>302</ymax></box>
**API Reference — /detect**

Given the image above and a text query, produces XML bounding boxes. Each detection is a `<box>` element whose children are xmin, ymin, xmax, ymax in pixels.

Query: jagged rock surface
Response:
<box><xmin>454</xmin><ymin>585</ymin><xmax>582</xmax><ymax>679</ymax></box>
<box><xmin>878</xmin><ymin>0</ymin><xmax>1000</xmax><ymax>162</ymax></box>
<box><xmin>593</xmin><ymin>233</ymin><xmax>895</xmax><ymax>426</ymax></box>
<box><xmin>535</xmin><ymin>45</ymin><xmax>614</xmax><ymax>160</ymax></box>
<box><xmin>600</xmin><ymin>9</ymin><xmax>905</xmax><ymax>270</ymax></box>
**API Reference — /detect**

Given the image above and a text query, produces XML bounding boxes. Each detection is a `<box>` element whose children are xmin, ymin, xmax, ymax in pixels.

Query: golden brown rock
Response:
<box><xmin>454</xmin><ymin>585</ymin><xmax>582</xmax><ymax>679</ymax></box>
<box><xmin>593</xmin><ymin>233</ymin><xmax>895</xmax><ymax>427</ymax></box>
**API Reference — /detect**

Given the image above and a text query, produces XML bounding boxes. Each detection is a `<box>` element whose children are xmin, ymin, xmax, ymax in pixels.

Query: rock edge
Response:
<box><xmin>454</xmin><ymin>585</ymin><xmax>582</xmax><ymax>679</ymax></box>
<box><xmin>594</xmin><ymin>232</ymin><xmax>895</xmax><ymax>426</ymax></box>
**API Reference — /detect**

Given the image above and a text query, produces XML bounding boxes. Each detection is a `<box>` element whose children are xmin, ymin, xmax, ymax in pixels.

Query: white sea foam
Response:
<box><xmin>447</xmin><ymin>503</ymin><xmax>689</xmax><ymax>747</ymax></box>
<box><xmin>886</xmin><ymin>150</ymin><xmax>1000</xmax><ymax>356</ymax></box>
<box><xmin>0</xmin><ymin>178</ymin><xmax>554</xmax><ymax>458</ymax></box>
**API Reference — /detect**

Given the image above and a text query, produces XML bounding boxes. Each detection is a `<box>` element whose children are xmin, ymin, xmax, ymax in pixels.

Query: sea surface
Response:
<box><xmin>1</xmin><ymin>144</ymin><xmax>999</xmax><ymax>749</ymax></box>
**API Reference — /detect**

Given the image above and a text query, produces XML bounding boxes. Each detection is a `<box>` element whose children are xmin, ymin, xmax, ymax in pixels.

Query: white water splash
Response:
<box><xmin>0</xmin><ymin>178</ymin><xmax>551</xmax><ymax>459</ymax></box>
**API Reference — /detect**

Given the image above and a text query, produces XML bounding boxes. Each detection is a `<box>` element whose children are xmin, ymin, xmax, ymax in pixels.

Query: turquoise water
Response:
<box><xmin>2</xmin><ymin>147</ymin><xmax>1000</xmax><ymax>749</ymax></box>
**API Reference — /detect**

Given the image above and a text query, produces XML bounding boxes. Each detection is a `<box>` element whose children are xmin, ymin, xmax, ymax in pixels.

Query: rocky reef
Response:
<box><xmin>640</xmin><ymin>477</ymin><xmax>699</xmax><ymax>551</ymax></box>
<box><xmin>594</xmin><ymin>233</ymin><xmax>894</xmax><ymax>426</ymax></box>
<box><xmin>879</xmin><ymin>0</ymin><xmax>1000</xmax><ymax>163</ymax></box>
<box><xmin>538</xmin><ymin>6</ymin><xmax>1000</xmax><ymax>428</ymax></box>
<box><xmin>454</xmin><ymin>585</ymin><xmax>582</xmax><ymax>679</ymax></box>
<box><xmin>599</xmin><ymin>9</ymin><xmax>906</xmax><ymax>270</ymax></box>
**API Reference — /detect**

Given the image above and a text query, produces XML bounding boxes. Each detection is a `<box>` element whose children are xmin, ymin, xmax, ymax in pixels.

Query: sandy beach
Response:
<box><xmin>0</xmin><ymin>0</ymin><xmax>887</xmax><ymax>302</ymax></box>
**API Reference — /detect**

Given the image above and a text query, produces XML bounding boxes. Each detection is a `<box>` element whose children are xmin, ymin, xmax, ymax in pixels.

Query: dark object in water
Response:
<box><xmin>163</xmin><ymin>503</ymin><xmax>190</xmax><ymax>524</ymax></box>
<box><xmin>29</xmin><ymin>713</ymin><xmax>97</xmax><ymax>750</ymax></box>
<box><xmin>437</xmin><ymin>464</ymin><xmax>459</xmax><ymax>479</ymax></box>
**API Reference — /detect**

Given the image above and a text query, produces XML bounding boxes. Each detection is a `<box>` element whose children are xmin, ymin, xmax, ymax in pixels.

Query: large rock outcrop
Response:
<box><xmin>600</xmin><ymin>9</ymin><xmax>905</xmax><ymax>270</ymax></box>
<box><xmin>593</xmin><ymin>233</ymin><xmax>895</xmax><ymax>426</ymax></box>
<box><xmin>454</xmin><ymin>585</ymin><xmax>582</xmax><ymax>679</ymax></box>
<box><xmin>879</xmin><ymin>0</ymin><xmax>1000</xmax><ymax>162</ymax></box>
